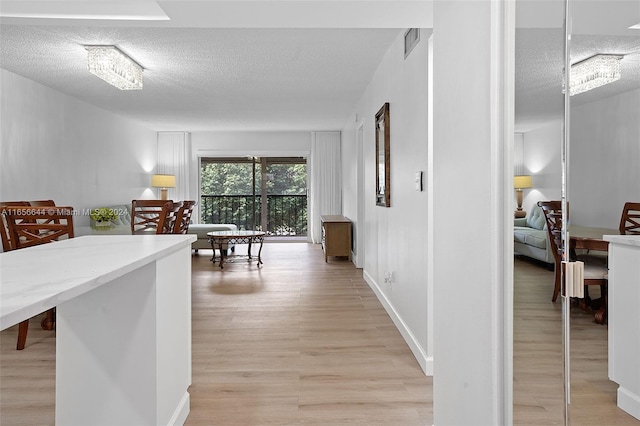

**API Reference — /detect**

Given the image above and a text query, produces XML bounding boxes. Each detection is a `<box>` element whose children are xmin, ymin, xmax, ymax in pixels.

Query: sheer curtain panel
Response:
<box><xmin>308</xmin><ymin>131</ymin><xmax>342</xmax><ymax>243</ymax></box>
<box><xmin>157</xmin><ymin>132</ymin><xmax>190</xmax><ymax>202</ymax></box>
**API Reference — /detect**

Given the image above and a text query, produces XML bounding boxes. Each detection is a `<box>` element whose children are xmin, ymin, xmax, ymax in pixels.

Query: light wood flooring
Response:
<box><xmin>1</xmin><ymin>244</ymin><xmax>638</xmax><ymax>425</ymax></box>
<box><xmin>513</xmin><ymin>256</ymin><xmax>639</xmax><ymax>425</ymax></box>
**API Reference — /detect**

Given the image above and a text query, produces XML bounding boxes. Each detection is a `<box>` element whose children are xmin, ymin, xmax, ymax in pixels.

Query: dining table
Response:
<box><xmin>567</xmin><ymin>225</ymin><xmax>618</xmax><ymax>324</ymax></box>
<box><xmin>568</xmin><ymin>225</ymin><xmax>617</xmax><ymax>252</ymax></box>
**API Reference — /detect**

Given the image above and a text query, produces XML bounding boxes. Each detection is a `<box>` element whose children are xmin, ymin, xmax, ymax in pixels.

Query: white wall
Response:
<box><xmin>190</xmin><ymin>131</ymin><xmax>311</xmax><ymax>158</ymax></box>
<box><xmin>521</xmin><ymin>120</ymin><xmax>563</xmax><ymax>214</ymax></box>
<box><xmin>570</xmin><ymin>89</ymin><xmax>640</xmax><ymax>228</ymax></box>
<box><xmin>521</xmin><ymin>89</ymin><xmax>640</xmax><ymax>228</ymax></box>
<box><xmin>0</xmin><ymin>69</ymin><xmax>157</xmax><ymax>227</ymax></box>
<box><xmin>341</xmin><ymin>28</ymin><xmax>430</xmax><ymax>373</ymax></box>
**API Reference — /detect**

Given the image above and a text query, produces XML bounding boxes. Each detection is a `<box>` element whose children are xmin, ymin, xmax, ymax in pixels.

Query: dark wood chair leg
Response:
<box><xmin>552</xmin><ymin>264</ymin><xmax>561</xmax><ymax>302</ymax></box>
<box><xmin>16</xmin><ymin>320</ymin><xmax>29</xmax><ymax>350</ymax></box>
<box><xmin>41</xmin><ymin>308</ymin><xmax>55</xmax><ymax>330</ymax></box>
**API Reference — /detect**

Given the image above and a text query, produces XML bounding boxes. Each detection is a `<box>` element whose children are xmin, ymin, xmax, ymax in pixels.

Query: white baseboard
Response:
<box><xmin>618</xmin><ymin>387</ymin><xmax>640</xmax><ymax>421</ymax></box>
<box><xmin>168</xmin><ymin>391</ymin><xmax>190</xmax><ymax>426</ymax></box>
<box><xmin>363</xmin><ymin>270</ymin><xmax>433</xmax><ymax>376</ymax></box>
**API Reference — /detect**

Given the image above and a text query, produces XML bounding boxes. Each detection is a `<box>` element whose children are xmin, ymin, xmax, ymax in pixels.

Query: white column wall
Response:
<box><xmin>0</xmin><ymin>69</ymin><xmax>157</xmax><ymax>226</ymax></box>
<box><xmin>432</xmin><ymin>1</ymin><xmax>512</xmax><ymax>424</ymax></box>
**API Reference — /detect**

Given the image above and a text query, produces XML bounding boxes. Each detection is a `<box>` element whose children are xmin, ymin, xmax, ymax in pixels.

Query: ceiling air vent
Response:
<box><xmin>404</xmin><ymin>28</ymin><xmax>420</xmax><ymax>59</ymax></box>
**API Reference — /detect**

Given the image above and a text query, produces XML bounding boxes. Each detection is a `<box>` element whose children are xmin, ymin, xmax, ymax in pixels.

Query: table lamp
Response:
<box><xmin>514</xmin><ymin>175</ymin><xmax>532</xmax><ymax>218</ymax></box>
<box><xmin>151</xmin><ymin>174</ymin><xmax>176</xmax><ymax>200</ymax></box>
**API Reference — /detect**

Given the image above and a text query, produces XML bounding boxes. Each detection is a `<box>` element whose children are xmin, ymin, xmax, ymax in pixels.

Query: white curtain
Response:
<box><xmin>157</xmin><ymin>132</ymin><xmax>190</xmax><ymax>202</ymax></box>
<box><xmin>308</xmin><ymin>131</ymin><xmax>342</xmax><ymax>243</ymax></box>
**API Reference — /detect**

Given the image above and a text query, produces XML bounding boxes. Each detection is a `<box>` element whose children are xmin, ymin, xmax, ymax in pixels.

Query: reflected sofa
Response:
<box><xmin>514</xmin><ymin>204</ymin><xmax>554</xmax><ymax>266</ymax></box>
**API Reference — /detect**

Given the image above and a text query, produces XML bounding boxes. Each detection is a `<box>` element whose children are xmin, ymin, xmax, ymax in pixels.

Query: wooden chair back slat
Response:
<box><xmin>173</xmin><ymin>201</ymin><xmax>196</xmax><ymax>234</ymax></box>
<box><xmin>1</xmin><ymin>201</ymin><xmax>31</xmax><ymax>252</ymax></box>
<box><xmin>157</xmin><ymin>201</ymin><xmax>183</xmax><ymax>234</ymax></box>
<box><xmin>619</xmin><ymin>202</ymin><xmax>640</xmax><ymax>235</ymax></box>
<box><xmin>3</xmin><ymin>206</ymin><xmax>75</xmax><ymax>249</ymax></box>
<box><xmin>538</xmin><ymin>201</ymin><xmax>564</xmax><ymax>263</ymax></box>
<box><xmin>538</xmin><ymin>201</ymin><xmax>566</xmax><ymax>302</ymax></box>
<box><xmin>131</xmin><ymin>200</ymin><xmax>171</xmax><ymax>234</ymax></box>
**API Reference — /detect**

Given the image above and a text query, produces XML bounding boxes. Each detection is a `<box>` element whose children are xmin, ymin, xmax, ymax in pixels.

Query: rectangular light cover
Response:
<box><xmin>86</xmin><ymin>45</ymin><xmax>143</xmax><ymax>90</ymax></box>
<box><xmin>569</xmin><ymin>54</ymin><xmax>622</xmax><ymax>96</ymax></box>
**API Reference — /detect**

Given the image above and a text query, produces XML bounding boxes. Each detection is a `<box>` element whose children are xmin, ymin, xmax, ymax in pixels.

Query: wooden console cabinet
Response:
<box><xmin>321</xmin><ymin>215</ymin><xmax>352</xmax><ymax>262</ymax></box>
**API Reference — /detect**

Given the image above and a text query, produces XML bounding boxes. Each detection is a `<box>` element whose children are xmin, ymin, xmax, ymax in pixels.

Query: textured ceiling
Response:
<box><xmin>515</xmin><ymin>29</ymin><xmax>640</xmax><ymax>132</ymax></box>
<box><xmin>0</xmin><ymin>25</ymin><xmax>402</xmax><ymax>131</ymax></box>
<box><xmin>1</xmin><ymin>0</ymin><xmax>639</xmax><ymax>133</ymax></box>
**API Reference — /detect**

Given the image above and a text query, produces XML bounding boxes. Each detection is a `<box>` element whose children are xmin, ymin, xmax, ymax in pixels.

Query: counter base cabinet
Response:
<box><xmin>606</xmin><ymin>236</ymin><xmax>640</xmax><ymax>421</ymax></box>
<box><xmin>56</xmin><ymin>246</ymin><xmax>192</xmax><ymax>425</ymax></box>
<box><xmin>0</xmin><ymin>235</ymin><xmax>195</xmax><ymax>426</ymax></box>
<box><xmin>321</xmin><ymin>215</ymin><xmax>352</xmax><ymax>263</ymax></box>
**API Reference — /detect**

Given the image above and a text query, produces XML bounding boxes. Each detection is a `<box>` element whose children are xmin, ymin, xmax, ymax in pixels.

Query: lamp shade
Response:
<box><xmin>514</xmin><ymin>175</ymin><xmax>532</xmax><ymax>190</ymax></box>
<box><xmin>151</xmin><ymin>174</ymin><xmax>176</xmax><ymax>188</ymax></box>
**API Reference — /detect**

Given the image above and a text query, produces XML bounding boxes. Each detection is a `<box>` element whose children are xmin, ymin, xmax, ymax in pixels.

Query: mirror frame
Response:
<box><xmin>375</xmin><ymin>102</ymin><xmax>390</xmax><ymax>207</ymax></box>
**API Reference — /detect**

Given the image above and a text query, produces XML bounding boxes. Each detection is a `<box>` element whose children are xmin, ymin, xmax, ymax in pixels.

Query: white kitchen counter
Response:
<box><xmin>605</xmin><ymin>234</ymin><xmax>640</xmax><ymax>420</ymax></box>
<box><xmin>0</xmin><ymin>234</ymin><xmax>196</xmax><ymax>425</ymax></box>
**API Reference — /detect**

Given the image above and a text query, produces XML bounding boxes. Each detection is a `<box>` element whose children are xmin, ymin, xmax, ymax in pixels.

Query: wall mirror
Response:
<box><xmin>513</xmin><ymin>0</ymin><xmax>640</xmax><ymax>423</ymax></box>
<box><xmin>567</xmin><ymin>0</ymin><xmax>640</xmax><ymax>423</ymax></box>
<box><xmin>375</xmin><ymin>102</ymin><xmax>390</xmax><ymax>207</ymax></box>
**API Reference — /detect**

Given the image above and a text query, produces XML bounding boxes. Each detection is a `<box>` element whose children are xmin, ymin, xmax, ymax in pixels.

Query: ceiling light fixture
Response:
<box><xmin>568</xmin><ymin>54</ymin><xmax>623</xmax><ymax>96</ymax></box>
<box><xmin>85</xmin><ymin>45</ymin><xmax>143</xmax><ymax>90</ymax></box>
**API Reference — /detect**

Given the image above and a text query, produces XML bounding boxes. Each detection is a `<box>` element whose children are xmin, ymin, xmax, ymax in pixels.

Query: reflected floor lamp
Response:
<box><xmin>151</xmin><ymin>174</ymin><xmax>176</xmax><ymax>200</ymax></box>
<box><xmin>514</xmin><ymin>175</ymin><xmax>532</xmax><ymax>218</ymax></box>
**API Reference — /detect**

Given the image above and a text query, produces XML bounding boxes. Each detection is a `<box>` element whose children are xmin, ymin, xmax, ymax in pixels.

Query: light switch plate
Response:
<box><xmin>415</xmin><ymin>171</ymin><xmax>423</xmax><ymax>191</ymax></box>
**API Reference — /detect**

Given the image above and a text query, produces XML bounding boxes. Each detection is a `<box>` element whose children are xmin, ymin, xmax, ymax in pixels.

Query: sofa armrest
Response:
<box><xmin>514</xmin><ymin>217</ymin><xmax>527</xmax><ymax>227</ymax></box>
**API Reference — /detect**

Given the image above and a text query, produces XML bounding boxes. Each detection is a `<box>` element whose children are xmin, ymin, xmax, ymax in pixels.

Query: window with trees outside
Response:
<box><xmin>200</xmin><ymin>157</ymin><xmax>307</xmax><ymax>237</ymax></box>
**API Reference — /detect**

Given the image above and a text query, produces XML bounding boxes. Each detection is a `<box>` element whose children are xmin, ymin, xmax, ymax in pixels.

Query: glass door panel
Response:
<box><xmin>567</xmin><ymin>1</ymin><xmax>640</xmax><ymax>423</ymax></box>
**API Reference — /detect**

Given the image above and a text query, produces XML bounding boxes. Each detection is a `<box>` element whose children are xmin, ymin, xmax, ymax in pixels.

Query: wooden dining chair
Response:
<box><xmin>538</xmin><ymin>201</ymin><xmax>608</xmax><ymax>308</ymax></box>
<box><xmin>619</xmin><ymin>202</ymin><xmax>640</xmax><ymax>235</ymax></box>
<box><xmin>1</xmin><ymin>201</ymin><xmax>31</xmax><ymax>252</ymax></box>
<box><xmin>3</xmin><ymin>205</ymin><xmax>75</xmax><ymax>350</ymax></box>
<box><xmin>538</xmin><ymin>201</ymin><xmax>565</xmax><ymax>302</ymax></box>
<box><xmin>173</xmin><ymin>201</ymin><xmax>196</xmax><ymax>234</ymax></box>
<box><xmin>156</xmin><ymin>201</ymin><xmax>183</xmax><ymax>234</ymax></box>
<box><xmin>131</xmin><ymin>199</ymin><xmax>172</xmax><ymax>234</ymax></box>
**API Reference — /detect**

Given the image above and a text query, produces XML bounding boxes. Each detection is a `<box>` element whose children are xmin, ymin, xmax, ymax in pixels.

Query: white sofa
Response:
<box><xmin>514</xmin><ymin>204</ymin><xmax>554</xmax><ymax>266</ymax></box>
<box><xmin>188</xmin><ymin>223</ymin><xmax>238</xmax><ymax>252</ymax></box>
